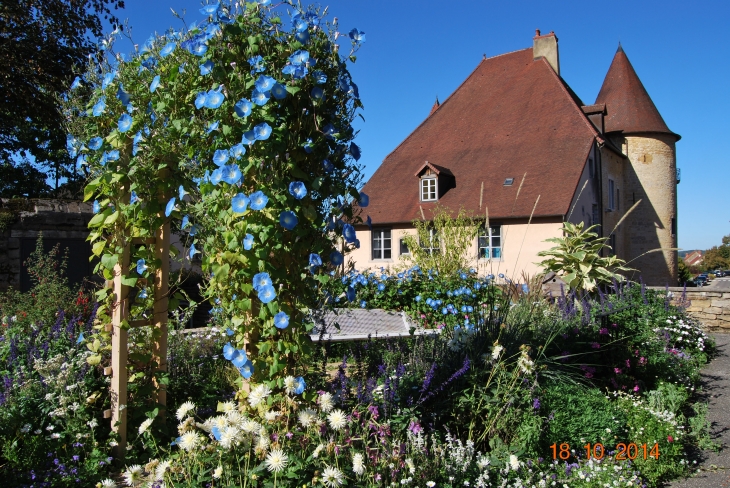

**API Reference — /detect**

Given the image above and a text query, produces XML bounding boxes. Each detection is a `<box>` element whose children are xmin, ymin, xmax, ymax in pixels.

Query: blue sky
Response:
<box><xmin>109</xmin><ymin>0</ymin><xmax>729</xmax><ymax>251</ymax></box>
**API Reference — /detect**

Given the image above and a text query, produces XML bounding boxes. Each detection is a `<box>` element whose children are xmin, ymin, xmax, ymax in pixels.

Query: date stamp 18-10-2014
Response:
<box><xmin>550</xmin><ymin>442</ymin><xmax>661</xmax><ymax>461</ymax></box>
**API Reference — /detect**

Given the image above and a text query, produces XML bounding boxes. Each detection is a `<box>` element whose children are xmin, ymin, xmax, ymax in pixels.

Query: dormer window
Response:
<box><xmin>415</xmin><ymin>161</ymin><xmax>455</xmax><ymax>202</ymax></box>
<box><xmin>421</xmin><ymin>177</ymin><xmax>437</xmax><ymax>201</ymax></box>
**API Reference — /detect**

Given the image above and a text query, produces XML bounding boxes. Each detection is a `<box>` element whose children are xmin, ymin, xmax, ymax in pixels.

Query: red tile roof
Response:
<box><xmin>595</xmin><ymin>45</ymin><xmax>679</xmax><ymax>140</ymax></box>
<box><xmin>360</xmin><ymin>48</ymin><xmax>599</xmax><ymax>225</ymax></box>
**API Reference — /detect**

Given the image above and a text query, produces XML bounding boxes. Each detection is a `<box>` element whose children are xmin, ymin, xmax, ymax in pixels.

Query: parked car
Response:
<box><xmin>695</xmin><ymin>276</ymin><xmax>708</xmax><ymax>287</ymax></box>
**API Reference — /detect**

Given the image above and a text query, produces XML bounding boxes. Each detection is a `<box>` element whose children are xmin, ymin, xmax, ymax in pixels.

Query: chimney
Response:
<box><xmin>533</xmin><ymin>29</ymin><xmax>560</xmax><ymax>76</ymax></box>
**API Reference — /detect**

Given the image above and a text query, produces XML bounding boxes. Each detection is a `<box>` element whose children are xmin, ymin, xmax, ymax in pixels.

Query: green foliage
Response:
<box><xmin>536</xmin><ymin>221</ymin><xmax>633</xmax><ymax>292</ymax></box>
<box><xmin>702</xmin><ymin>233</ymin><xmax>730</xmax><ymax>270</ymax></box>
<box><xmin>678</xmin><ymin>259</ymin><xmax>692</xmax><ymax>285</ymax></box>
<box><xmin>402</xmin><ymin>205</ymin><xmax>479</xmax><ymax>277</ymax></box>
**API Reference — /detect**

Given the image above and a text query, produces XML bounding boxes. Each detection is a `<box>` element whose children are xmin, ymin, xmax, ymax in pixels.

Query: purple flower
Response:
<box><xmin>533</xmin><ymin>398</ymin><xmax>541</xmax><ymax>409</ymax></box>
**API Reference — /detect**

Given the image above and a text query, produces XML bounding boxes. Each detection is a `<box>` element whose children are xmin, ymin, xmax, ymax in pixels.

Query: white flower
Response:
<box><xmin>255</xmin><ymin>433</ymin><xmax>270</xmax><ymax>451</ymax></box>
<box><xmin>284</xmin><ymin>375</ymin><xmax>297</xmax><ymax>394</ymax></box>
<box><xmin>313</xmin><ymin>443</ymin><xmax>325</xmax><ymax>458</ymax></box>
<box><xmin>322</xmin><ymin>465</ymin><xmax>344</xmax><ymax>487</ymax></box>
<box><xmin>265</xmin><ymin>448</ymin><xmax>289</xmax><ymax>472</ymax></box>
<box><xmin>220</xmin><ymin>426</ymin><xmax>240</xmax><ymax>449</ymax></box>
<box><xmin>138</xmin><ymin>418</ymin><xmax>153</xmax><ymax>435</ymax></box>
<box><xmin>176</xmin><ymin>401</ymin><xmax>196</xmax><ymax>421</ymax></box>
<box><xmin>241</xmin><ymin>419</ymin><xmax>260</xmax><ymax>433</ymax></box>
<box><xmin>101</xmin><ymin>479</ymin><xmax>117</xmax><ymax>488</ymax></box>
<box><xmin>426</xmin><ymin>482</ymin><xmax>436</xmax><ymax>488</ymax></box>
<box><xmin>87</xmin><ymin>418</ymin><xmax>98</xmax><ymax>429</ymax></box>
<box><xmin>155</xmin><ymin>460</ymin><xmax>171</xmax><ymax>480</ymax></box>
<box><xmin>212</xmin><ymin>465</ymin><xmax>223</xmax><ymax>479</ymax></box>
<box><xmin>406</xmin><ymin>457</ymin><xmax>415</xmax><ymax>474</ymax></box>
<box><xmin>178</xmin><ymin>431</ymin><xmax>202</xmax><ymax>451</ymax></box>
<box><xmin>51</xmin><ymin>433</ymin><xmax>61</xmax><ymax>439</ymax></box>
<box><xmin>20</xmin><ymin>423</ymin><xmax>31</xmax><ymax>434</ymax></box>
<box><xmin>491</xmin><ymin>344</ymin><xmax>504</xmax><ymax>360</ymax></box>
<box><xmin>327</xmin><ymin>409</ymin><xmax>347</xmax><ymax>430</ymax></box>
<box><xmin>248</xmin><ymin>384</ymin><xmax>272</xmax><ymax>408</ymax></box>
<box><xmin>123</xmin><ymin>464</ymin><xmax>143</xmax><ymax>486</ymax></box>
<box><xmin>509</xmin><ymin>454</ymin><xmax>520</xmax><ymax>471</ymax></box>
<box><xmin>264</xmin><ymin>410</ymin><xmax>280</xmax><ymax>422</ymax></box>
<box><xmin>352</xmin><ymin>452</ymin><xmax>365</xmax><ymax>475</ymax></box>
<box><xmin>298</xmin><ymin>408</ymin><xmax>317</xmax><ymax>428</ymax></box>
<box><xmin>477</xmin><ymin>456</ymin><xmax>490</xmax><ymax>469</ymax></box>
<box><xmin>220</xmin><ymin>401</ymin><xmax>236</xmax><ymax>413</ymax></box>
<box><xmin>34</xmin><ymin>429</ymin><xmax>42</xmax><ymax>435</ymax></box>
<box><xmin>319</xmin><ymin>392</ymin><xmax>334</xmax><ymax>412</ymax></box>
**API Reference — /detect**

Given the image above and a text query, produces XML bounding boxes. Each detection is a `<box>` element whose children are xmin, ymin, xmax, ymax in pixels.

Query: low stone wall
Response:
<box><xmin>649</xmin><ymin>286</ymin><xmax>730</xmax><ymax>331</ymax></box>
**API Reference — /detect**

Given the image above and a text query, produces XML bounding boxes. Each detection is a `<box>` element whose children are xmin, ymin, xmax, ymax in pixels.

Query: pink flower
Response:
<box><xmin>599</xmin><ymin>328</ymin><xmax>609</xmax><ymax>335</ymax></box>
<box><xmin>614</xmin><ymin>368</ymin><xmax>622</xmax><ymax>374</ymax></box>
<box><xmin>625</xmin><ymin>359</ymin><xmax>631</xmax><ymax>368</ymax></box>
<box><xmin>633</xmin><ymin>385</ymin><xmax>640</xmax><ymax>392</ymax></box>
<box><xmin>667</xmin><ymin>435</ymin><xmax>674</xmax><ymax>442</ymax></box>
<box><xmin>639</xmin><ymin>357</ymin><xmax>647</xmax><ymax>365</ymax></box>
<box><xmin>611</xmin><ymin>323</ymin><xmax>618</xmax><ymax>328</ymax></box>
<box><xmin>585</xmin><ymin>372</ymin><xmax>593</xmax><ymax>378</ymax></box>
<box><xmin>591</xmin><ymin>342</ymin><xmax>601</xmax><ymax>349</ymax></box>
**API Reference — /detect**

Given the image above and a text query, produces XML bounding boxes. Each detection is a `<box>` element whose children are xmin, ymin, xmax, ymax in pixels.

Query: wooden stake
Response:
<box><xmin>152</xmin><ymin>221</ymin><xmax>170</xmax><ymax>416</ymax></box>
<box><xmin>110</xmin><ymin>241</ymin><xmax>130</xmax><ymax>459</ymax></box>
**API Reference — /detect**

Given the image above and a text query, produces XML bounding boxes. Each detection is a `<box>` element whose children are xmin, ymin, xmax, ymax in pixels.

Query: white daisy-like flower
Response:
<box><xmin>87</xmin><ymin>418</ymin><xmax>98</xmax><ymax>429</ymax></box>
<box><xmin>283</xmin><ymin>375</ymin><xmax>297</xmax><ymax>394</ymax></box>
<box><xmin>255</xmin><ymin>433</ymin><xmax>270</xmax><ymax>451</ymax></box>
<box><xmin>265</xmin><ymin>448</ymin><xmax>289</xmax><ymax>472</ymax></box>
<box><xmin>322</xmin><ymin>465</ymin><xmax>344</xmax><ymax>487</ymax></box>
<box><xmin>240</xmin><ymin>419</ymin><xmax>260</xmax><ymax>433</ymax></box>
<box><xmin>101</xmin><ymin>479</ymin><xmax>117</xmax><ymax>488</ymax></box>
<box><xmin>138</xmin><ymin>418</ymin><xmax>153</xmax><ymax>435</ymax></box>
<box><xmin>491</xmin><ymin>343</ymin><xmax>504</xmax><ymax>360</ymax></box>
<box><xmin>509</xmin><ymin>454</ymin><xmax>520</xmax><ymax>471</ymax></box>
<box><xmin>319</xmin><ymin>392</ymin><xmax>334</xmax><ymax>412</ymax></box>
<box><xmin>248</xmin><ymin>384</ymin><xmax>272</xmax><ymax>408</ymax></box>
<box><xmin>313</xmin><ymin>443</ymin><xmax>325</xmax><ymax>458</ymax></box>
<box><xmin>51</xmin><ymin>433</ymin><xmax>61</xmax><ymax>439</ymax></box>
<box><xmin>155</xmin><ymin>460</ymin><xmax>172</xmax><ymax>480</ymax></box>
<box><xmin>298</xmin><ymin>408</ymin><xmax>317</xmax><ymax>428</ymax></box>
<box><xmin>219</xmin><ymin>401</ymin><xmax>236</xmax><ymax>413</ymax></box>
<box><xmin>226</xmin><ymin>410</ymin><xmax>243</xmax><ymax>426</ymax></box>
<box><xmin>352</xmin><ymin>452</ymin><xmax>365</xmax><ymax>475</ymax></box>
<box><xmin>219</xmin><ymin>426</ymin><xmax>240</xmax><ymax>449</ymax></box>
<box><xmin>176</xmin><ymin>401</ymin><xmax>196</xmax><ymax>421</ymax></box>
<box><xmin>123</xmin><ymin>464</ymin><xmax>143</xmax><ymax>486</ymax></box>
<box><xmin>426</xmin><ymin>482</ymin><xmax>436</xmax><ymax>488</ymax></box>
<box><xmin>327</xmin><ymin>409</ymin><xmax>347</xmax><ymax>430</ymax></box>
<box><xmin>212</xmin><ymin>465</ymin><xmax>223</xmax><ymax>479</ymax></box>
<box><xmin>212</xmin><ymin>415</ymin><xmax>229</xmax><ymax>430</ymax></box>
<box><xmin>477</xmin><ymin>456</ymin><xmax>490</xmax><ymax>469</ymax></box>
<box><xmin>264</xmin><ymin>410</ymin><xmax>280</xmax><ymax>422</ymax></box>
<box><xmin>178</xmin><ymin>431</ymin><xmax>202</xmax><ymax>451</ymax></box>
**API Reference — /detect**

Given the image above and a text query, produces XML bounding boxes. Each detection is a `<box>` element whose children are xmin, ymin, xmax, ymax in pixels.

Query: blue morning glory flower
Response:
<box><xmin>181</xmin><ymin>215</ymin><xmax>190</xmax><ymax>229</ymax></box>
<box><xmin>160</xmin><ymin>42</ymin><xmax>176</xmax><ymax>57</ymax></box>
<box><xmin>295</xmin><ymin>30</ymin><xmax>310</xmax><ymax>43</ymax></box>
<box><xmin>271</xmin><ymin>83</ymin><xmax>287</xmax><ymax>100</ymax></box>
<box><xmin>136</xmin><ymin>259</ymin><xmax>148</xmax><ymax>274</ymax></box>
<box><xmin>179</xmin><ymin>185</ymin><xmax>188</xmax><ymax>200</ymax></box>
<box><xmin>360</xmin><ymin>300</ymin><xmax>367</xmax><ymax>308</ymax></box>
<box><xmin>195</xmin><ymin>92</ymin><xmax>208</xmax><ymax>109</ymax></box>
<box><xmin>253</xmin><ymin>272</ymin><xmax>272</xmax><ymax>290</ymax></box>
<box><xmin>92</xmin><ymin>200</ymin><xmax>100</xmax><ymax>213</ymax></box>
<box><xmin>312</xmin><ymin>71</ymin><xmax>327</xmax><ymax>84</ymax></box>
<box><xmin>294</xmin><ymin>377</ymin><xmax>305</xmax><ymax>395</ymax></box>
<box><xmin>242</xmin><ymin>130</ymin><xmax>257</xmax><ymax>146</ymax></box>
<box><xmin>350</xmin><ymin>142</ymin><xmax>361</xmax><ymax>161</ymax></box>
<box><xmin>257</xmin><ymin>285</ymin><xmax>276</xmax><ymax>303</ymax></box>
<box><xmin>323</xmin><ymin>159</ymin><xmax>334</xmax><ymax>172</ymax></box>
<box><xmin>282</xmin><ymin>64</ymin><xmax>308</xmax><ymax>79</ymax></box>
<box><xmin>204</xmin><ymin>88</ymin><xmax>224</xmax><ymax>109</ymax></box>
<box><xmin>231</xmin><ymin>349</ymin><xmax>247</xmax><ymax>368</ymax></box>
<box><xmin>253</xmin><ymin>122</ymin><xmax>272</xmax><ymax>140</ymax></box>
<box><xmin>330</xmin><ymin>250</ymin><xmax>343</xmax><ymax>266</ymax></box>
<box><xmin>211</xmin><ymin>426</ymin><xmax>222</xmax><ymax>441</ymax></box>
<box><xmin>102</xmin><ymin>71</ymin><xmax>116</xmax><ymax>90</ymax></box>
<box><xmin>289</xmin><ymin>50</ymin><xmax>309</xmax><ymax>67</ymax></box>
<box><xmin>191</xmin><ymin>43</ymin><xmax>208</xmax><ymax>56</ymax></box>
<box><xmin>346</xmin><ymin>286</ymin><xmax>356</xmax><ymax>302</ymax></box>
<box><xmin>210</xmin><ymin>168</ymin><xmax>224</xmax><ymax>185</ymax></box>
<box><xmin>366</xmin><ymin>215</ymin><xmax>372</xmax><ymax>230</ymax></box>
<box><xmin>230</xmin><ymin>143</ymin><xmax>246</xmax><ymax>159</ymax></box>
<box><xmin>292</xmin><ymin>14</ymin><xmax>308</xmax><ymax>32</ymax></box>
<box><xmin>279</xmin><ymin>211</ymin><xmax>298</xmax><ymax>230</ymax></box>
<box><xmin>358</xmin><ymin>192</ymin><xmax>369</xmax><ymax>207</ymax></box>
<box><xmin>248</xmin><ymin>55</ymin><xmax>265</xmax><ymax>73</ymax></box>
<box><xmin>130</xmin><ymin>191</ymin><xmax>139</xmax><ymax>204</ymax></box>
<box><xmin>89</xmin><ymin>137</ymin><xmax>103</xmax><ymax>150</ymax></box>
<box><xmin>258</xmin><ymin>0</ymin><xmax>271</xmax><ymax>5</ymax></box>
<box><xmin>104</xmin><ymin>149</ymin><xmax>119</xmax><ymax>162</ymax></box>
<box><xmin>288</xmin><ymin>181</ymin><xmax>307</xmax><ymax>200</ymax></box>
<box><xmin>213</xmin><ymin>149</ymin><xmax>229</xmax><ymax>166</ymax></box>
<box><xmin>273</xmin><ymin>311</ymin><xmax>289</xmax><ymax>329</ymax></box>
<box><xmin>311</xmin><ymin>87</ymin><xmax>324</xmax><ymax>102</ymax></box>
<box><xmin>76</xmin><ymin>332</ymin><xmax>85</xmax><ymax>344</ymax></box>
<box><xmin>255</xmin><ymin>75</ymin><xmax>276</xmax><ymax>91</ymax></box>
<box><xmin>117</xmin><ymin>85</ymin><xmax>131</xmax><ymax>105</ymax></box>
<box><xmin>309</xmin><ymin>253</ymin><xmax>322</xmax><ymax>268</ymax></box>
<box><xmin>343</xmin><ymin>224</ymin><xmax>356</xmax><ymax>243</ymax></box>
<box><xmin>243</xmin><ymin>234</ymin><xmax>254</xmax><ymax>250</ymax></box>
<box><xmin>221</xmin><ymin>164</ymin><xmax>242</xmax><ymax>185</ymax></box>
<box><xmin>223</xmin><ymin>342</ymin><xmax>235</xmax><ymax>360</ymax></box>
<box><xmin>206</xmin><ymin>120</ymin><xmax>220</xmax><ymax>134</ymax></box>
<box><xmin>189</xmin><ymin>225</ymin><xmax>199</xmax><ymax>236</ymax></box>
<box><xmin>251</xmin><ymin>88</ymin><xmax>270</xmax><ymax>106</ymax></box>
<box><xmin>92</xmin><ymin>97</ymin><xmax>106</xmax><ymax>116</ymax></box>
<box><xmin>231</xmin><ymin>193</ymin><xmax>250</xmax><ymax>213</ymax></box>
<box><xmin>118</xmin><ymin>113</ymin><xmax>133</xmax><ymax>132</ymax></box>
<box><xmin>165</xmin><ymin>197</ymin><xmax>178</xmax><ymax>217</ymax></box>
<box><xmin>415</xmin><ymin>295</ymin><xmax>422</xmax><ymax>302</ymax></box>
<box><xmin>238</xmin><ymin>360</ymin><xmax>254</xmax><ymax>379</ymax></box>
<box><xmin>322</xmin><ymin>123</ymin><xmax>336</xmax><ymax>139</ymax></box>
<box><xmin>234</xmin><ymin>98</ymin><xmax>253</xmax><ymax>117</ymax></box>
<box><xmin>199</xmin><ymin>3</ymin><xmax>220</xmax><ymax>16</ymax></box>
<box><xmin>150</xmin><ymin>75</ymin><xmax>161</xmax><ymax>93</ymax></box>
<box><xmin>188</xmin><ymin>243</ymin><xmax>200</xmax><ymax>259</ymax></box>
<box><xmin>133</xmin><ymin>131</ymin><xmax>144</xmax><ymax>145</ymax></box>
<box><xmin>226</xmin><ymin>328</ymin><xmax>234</xmax><ymax>336</ymax></box>
<box><xmin>70</xmin><ymin>77</ymin><xmax>82</xmax><ymax>90</ymax></box>
<box><xmin>138</xmin><ymin>288</ymin><xmax>148</xmax><ymax>299</ymax></box>
<box><xmin>249</xmin><ymin>191</ymin><xmax>268</xmax><ymax>210</ymax></box>
<box><xmin>349</xmin><ymin>29</ymin><xmax>366</xmax><ymax>43</ymax></box>
<box><xmin>303</xmin><ymin>139</ymin><xmax>314</xmax><ymax>153</ymax></box>
<box><xmin>199</xmin><ymin>60</ymin><xmax>214</xmax><ymax>75</ymax></box>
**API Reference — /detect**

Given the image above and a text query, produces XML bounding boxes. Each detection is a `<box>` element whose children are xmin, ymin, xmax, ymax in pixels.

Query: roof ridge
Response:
<box><xmin>380</xmin><ymin>48</ymin><xmax>533</xmax><ymax>164</ymax></box>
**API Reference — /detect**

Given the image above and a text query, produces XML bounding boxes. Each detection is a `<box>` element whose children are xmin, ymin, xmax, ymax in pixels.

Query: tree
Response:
<box><xmin>703</xmin><ymin>234</ymin><xmax>730</xmax><ymax>271</ymax></box>
<box><xmin>0</xmin><ymin>0</ymin><xmax>125</xmax><ymax>194</ymax></box>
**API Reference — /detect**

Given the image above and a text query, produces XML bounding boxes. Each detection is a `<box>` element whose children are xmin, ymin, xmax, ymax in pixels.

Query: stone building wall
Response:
<box><xmin>650</xmin><ymin>286</ymin><xmax>730</xmax><ymax>331</ymax></box>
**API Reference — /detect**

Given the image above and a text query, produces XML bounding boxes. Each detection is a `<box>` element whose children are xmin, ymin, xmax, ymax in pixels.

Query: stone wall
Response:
<box><xmin>0</xmin><ymin>198</ymin><xmax>94</xmax><ymax>293</ymax></box>
<box><xmin>649</xmin><ymin>286</ymin><xmax>730</xmax><ymax>331</ymax></box>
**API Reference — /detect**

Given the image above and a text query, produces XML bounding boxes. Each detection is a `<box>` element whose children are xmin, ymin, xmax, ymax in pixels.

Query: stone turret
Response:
<box><xmin>596</xmin><ymin>44</ymin><xmax>680</xmax><ymax>285</ymax></box>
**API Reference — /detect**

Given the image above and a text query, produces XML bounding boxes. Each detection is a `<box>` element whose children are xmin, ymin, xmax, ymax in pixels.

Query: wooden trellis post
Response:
<box><xmin>107</xmin><ymin>230</ymin><xmax>170</xmax><ymax>460</ymax></box>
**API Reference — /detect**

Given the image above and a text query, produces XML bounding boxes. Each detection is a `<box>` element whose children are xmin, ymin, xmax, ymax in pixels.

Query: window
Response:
<box><xmin>372</xmin><ymin>229</ymin><xmax>392</xmax><ymax>260</ymax></box>
<box><xmin>478</xmin><ymin>225</ymin><xmax>501</xmax><ymax>259</ymax></box>
<box><xmin>671</xmin><ymin>217</ymin><xmax>676</xmax><ymax>237</ymax></box>
<box><xmin>399</xmin><ymin>238</ymin><xmax>410</xmax><ymax>256</ymax></box>
<box><xmin>420</xmin><ymin>228</ymin><xmax>440</xmax><ymax>255</ymax></box>
<box><xmin>608</xmin><ymin>179</ymin><xmax>615</xmax><ymax>210</ymax></box>
<box><xmin>421</xmin><ymin>177</ymin><xmax>437</xmax><ymax>201</ymax></box>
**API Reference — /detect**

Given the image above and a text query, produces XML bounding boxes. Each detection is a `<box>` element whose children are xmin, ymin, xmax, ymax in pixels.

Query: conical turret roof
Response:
<box><xmin>596</xmin><ymin>44</ymin><xmax>679</xmax><ymax>139</ymax></box>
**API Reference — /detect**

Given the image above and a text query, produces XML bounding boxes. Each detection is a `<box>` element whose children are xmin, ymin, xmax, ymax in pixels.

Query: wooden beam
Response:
<box><xmin>132</xmin><ymin>237</ymin><xmax>156</xmax><ymax>245</ymax></box>
<box><xmin>110</xmin><ymin>241</ymin><xmax>130</xmax><ymax>459</ymax></box>
<box><xmin>152</xmin><ymin>221</ymin><xmax>170</xmax><ymax>416</ymax></box>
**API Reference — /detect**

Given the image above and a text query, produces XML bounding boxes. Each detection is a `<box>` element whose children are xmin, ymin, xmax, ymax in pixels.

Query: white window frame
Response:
<box><xmin>420</xmin><ymin>228</ymin><xmax>440</xmax><ymax>255</ymax></box>
<box><xmin>421</xmin><ymin>177</ymin><xmax>437</xmax><ymax>202</ymax></box>
<box><xmin>608</xmin><ymin>179</ymin><xmax>615</xmax><ymax>210</ymax></box>
<box><xmin>399</xmin><ymin>237</ymin><xmax>410</xmax><ymax>256</ymax></box>
<box><xmin>478</xmin><ymin>225</ymin><xmax>502</xmax><ymax>260</ymax></box>
<box><xmin>371</xmin><ymin>228</ymin><xmax>392</xmax><ymax>260</ymax></box>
